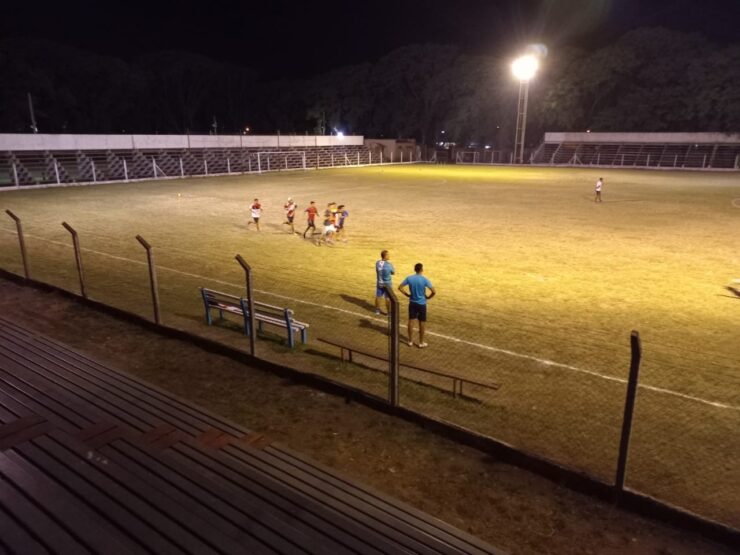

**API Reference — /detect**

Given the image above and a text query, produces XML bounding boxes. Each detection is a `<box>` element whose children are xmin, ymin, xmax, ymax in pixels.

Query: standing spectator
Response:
<box><xmin>283</xmin><ymin>197</ymin><xmax>297</xmax><ymax>234</ymax></box>
<box><xmin>374</xmin><ymin>250</ymin><xmax>394</xmax><ymax>315</ymax></box>
<box><xmin>303</xmin><ymin>201</ymin><xmax>318</xmax><ymax>238</ymax></box>
<box><xmin>595</xmin><ymin>177</ymin><xmax>604</xmax><ymax>203</ymax></box>
<box><xmin>398</xmin><ymin>263</ymin><xmax>436</xmax><ymax>348</ymax></box>
<box><xmin>247</xmin><ymin>198</ymin><xmax>262</xmax><ymax>230</ymax></box>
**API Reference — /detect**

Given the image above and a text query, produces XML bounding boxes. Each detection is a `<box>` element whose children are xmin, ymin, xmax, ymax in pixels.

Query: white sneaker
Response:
<box><xmin>418</xmin><ymin>342</ymin><xmax>428</xmax><ymax>348</ymax></box>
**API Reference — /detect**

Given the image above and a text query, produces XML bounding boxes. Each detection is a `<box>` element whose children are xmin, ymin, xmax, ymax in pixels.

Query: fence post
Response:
<box><xmin>302</xmin><ymin>152</ymin><xmax>306</xmax><ymax>170</ymax></box>
<box><xmin>123</xmin><ymin>159</ymin><xmax>129</xmax><ymax>181</ymax></box>
<box><xmin>369</xmin><ymin>151</ymin><xmax>372</xmax><ymax>165</ymax></box>
<box><xmin>204</xmin><ymin>159</ymin><xmax>208</xmax><ymax>175</ymax></box>
<box><xmin>380</xmin><ymin>151</ymin><xmax>383</xmax><ymax>164</ymax></box>
<box><xmin>12</xmin><ymin>162</ymin><xmax>20</xmax><ymax>187</ymax></box>
<box><xmin>62</xmin><ymin>222</ymin><xmax>87</xmax><ymax>298</ymax></box>
<box><xmin>257</xmin><ymin>153</ymin><xmax>262</xmax><ymax>173</ymax></box>
<box><xmin>615</xmin><ymin>330</ymin><xmax>642</xmax><ymax>494</ymax></box>
<box><xmin>54</xmin><ymin>160</ymin><xmax>61</xmax><ymax>184</ymax></box>
<box><xmin>357</xmin><ymin>151</ymin><xmax>360</xmax><ymax>165</ymax></box>
<box><xmin>5</xmin><ymin>210</ymin><xmax>30</xmax><ymax>279</ymax></box>
<box><xmin>384</xmin><ymin>285</ymin><xmax>400</xmax><ymax>406</ymax></box>
<box><xmin>179</xmin><ymin>157</ymin><xmax>184</xmax><ymax>177</ymax></box>
<box><xmin>284</xmin><ymin>155</ymin><xmax>288</xmax><ymax>170</ymax></box>
<box><xmin>401</xmin><ymin>151</ymin><xmax>404</xmax><ymax>163</ymax></box>
<box><xmin>227</xmin><ymin>157</ymin><xmax>231</xmax><ymax>174</ymax></box>
<box><xmin>135</xmin><ymin>235</ymin><xmax>162</xmax><ymax>325</ymax></box>
<box><xmin>235</xmin><ymin>254</ymin><xmax>256</xmax><ymax>357</ymax></box>
<box><xmin>331</xmin><ymin>153</ymin><xmax>334</xmax><ymax>167</ymax></box>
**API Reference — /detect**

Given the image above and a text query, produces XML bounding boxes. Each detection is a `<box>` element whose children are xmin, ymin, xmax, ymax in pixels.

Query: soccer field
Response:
<box><xmin>1</xmin><ymin>164</ymin><xmax>738</xmax><ymax>526</ymax></box>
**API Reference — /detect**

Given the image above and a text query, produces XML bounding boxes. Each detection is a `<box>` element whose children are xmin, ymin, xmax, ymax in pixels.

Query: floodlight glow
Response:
<box><xmin>511</xmin><ymin>55</ymin><xmax>539</xmax><ymax>81</ymax></box>
<box><xmin>337</xmin><ymin>131</ymin><xmax>344</xmax><ymax>138</ymax></box>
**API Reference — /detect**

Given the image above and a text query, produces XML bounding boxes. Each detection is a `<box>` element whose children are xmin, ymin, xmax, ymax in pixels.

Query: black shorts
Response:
<box><xmin>252</xmin><ymin>217</ymin><xmax>260</xmax><ymax>223</ymax></box>
<box><xmin>287</xmin><ymin>215</ymin><xmax>294</xmax><ymax>223</ymax></box>
<box><xmin>408</xmin><ymin>302</ymin><xmax>427</xmax><ymax>322</ymax></box>
<box><xmin>306</xmin><ymin>220</ymin><xmax>315</xmax><ymax>228</ymax></box>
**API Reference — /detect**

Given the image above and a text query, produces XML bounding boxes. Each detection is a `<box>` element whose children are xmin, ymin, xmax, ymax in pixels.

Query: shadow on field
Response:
<box><xmin>724</xmin><ymin>286</ymin><xmax>740</xmax><ymax>298</ymax></box>
<box><xmin>340</xmin><ymin>294</ymin><xmax>375</xmax><ymax>312</ymax></box>
<box><xmin>359</xmin><ymin>318</ymin><xmax>389</xmax><ymax>335</ymax></box>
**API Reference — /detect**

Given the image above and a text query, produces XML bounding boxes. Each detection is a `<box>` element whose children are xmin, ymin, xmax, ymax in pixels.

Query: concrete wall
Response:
<box><xmin>544</xmin><ymin>132</ymin><xmax>740</xmax><ymax>144</ymax></box>
<box><xmin>0</xmin><ymin>133</ymin><xmax>364</xmax><ymax>151</ymax></box>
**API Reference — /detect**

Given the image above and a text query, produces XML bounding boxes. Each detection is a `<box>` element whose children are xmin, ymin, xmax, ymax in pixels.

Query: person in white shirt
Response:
<box><xmin>247</xmin><ymin>198</ymin><xmax>262</xmax><ymax>231</ymax></box>
<box><xmin>595</xmin><ymin>178</ymin><xmax>604</xmax><ymax>203</ymax></box>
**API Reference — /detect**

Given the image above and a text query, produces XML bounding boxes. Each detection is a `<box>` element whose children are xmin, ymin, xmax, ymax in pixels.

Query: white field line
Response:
<box><xmin>2</xmin><ymin>227</ymin><xmax>739</xmax><ymax>412</ymax></box>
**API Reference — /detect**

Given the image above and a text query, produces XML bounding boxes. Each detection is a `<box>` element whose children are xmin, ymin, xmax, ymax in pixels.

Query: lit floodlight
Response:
<box><xmin>337</xmin><ymin>131</ymin><xmax>344</xmax><ymax>138</ymax></box>
<box><xmin>511</xmin><ymin>55</ymin><xmax>539</xmax><ymax>82</ymax></box>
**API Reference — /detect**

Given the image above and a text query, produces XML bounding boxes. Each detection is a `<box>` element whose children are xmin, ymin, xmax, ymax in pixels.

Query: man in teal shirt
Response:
<box><xmin>398</xmin><ymin>263</ymin><xmax>436</xmax><ymax>348</ymax></box>
<box><xmin>374</xmin><ymin>250</ymin><xmax>395</xmax><ymax>315</ymax></box>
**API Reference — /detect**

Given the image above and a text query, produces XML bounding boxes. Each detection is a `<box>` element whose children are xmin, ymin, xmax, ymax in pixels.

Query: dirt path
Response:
<box><xmin>0</xmin><ymin>278</ymin><xmax>733</xmax><ymax>555</ymax></box>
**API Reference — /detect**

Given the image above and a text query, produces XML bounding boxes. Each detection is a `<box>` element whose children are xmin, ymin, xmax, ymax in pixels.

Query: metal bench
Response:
<box><xmin>200</xmin><ymin>287</ymin><xmax>309</xmax><ymax>347</ymax></box>
<box><xmin>317</xmin><ymin>337</ymin><xmax>499</xmax><ymax>399</ymax></box>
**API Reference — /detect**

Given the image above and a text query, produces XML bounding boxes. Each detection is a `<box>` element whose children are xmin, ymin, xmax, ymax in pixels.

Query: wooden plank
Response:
<box><xmin>0</xmin><ymin>450</ymin><xmax>137</xmax><ymax>554</ymax></box>
<box><xmin>172</xmin><ymin>440</ymin><xmax>401</xmax><ymax>555</ymax></box>
<box><xmin>0</xmin><ymin>420</ymin><xmax>50</xmax><ymax>451</ymax></box>
<box><xmin>260</xmin><ymin>445</ymin><xmax>501</xmax><ymax>555</ymax></box>
<box><xmin>0</xmin><ymin>359</ymin><xmax>91</xmax><ymax>430</ymax></box>
<box><xmin>39</xmin><ymin>431</ymin><xmax>220</xmax><ymax>555</ymax></box>
<box><xmin>0</xmin><ymin>329</ymin><xmax>206</xmax><ymax>436</ymax></box>
<box><xmin>0</xmin><ymin>414</ymin><xmax>45</xmax><ymax>439</ymax></box>
<box><xmin>0</xmin><ymin>324</ymin><xmax>244</xmax><ymax>437</ymax></box>
<box><xmin>132</xmin><ymin>438</ymin><xmax>359</xmax><ymax>555</ymax></box>
<box><xmin>0</xmin><ymin>506</ymin><xmax>50</xmax><ymax>555</ymax></box>
<box><xmin>15</xmin><ymin>439</ymin><xmax>183</xmax><ymax>555</ymax></box>
<box><xmin>0</xmin><ymin>335</ymin><xmax>154</xmax><ymax>433</ymax></box>
<box><xmin>101</xmin><ymin>439</ymin><xmax>288</xmax><ymax>555</ymax></box>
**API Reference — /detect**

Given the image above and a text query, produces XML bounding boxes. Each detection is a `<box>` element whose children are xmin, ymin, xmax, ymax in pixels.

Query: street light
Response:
<box><xmin>511</xmin><ymin>54</ymin><xmax>539</xmax><ymax>164</ymax></box>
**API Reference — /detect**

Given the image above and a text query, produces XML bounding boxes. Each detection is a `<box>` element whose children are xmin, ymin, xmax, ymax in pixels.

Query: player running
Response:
<box><xmin>374</xmin><ymin>250</ymin><xmax>395</xmax><ymax>315</ymax></box>
<box><xmin>247</xmin><ymin>198</ymin><xmax>262</xmax><ymax>230</ymax></box>
<box><xmin>303</xmin><ymin>201</ymin><xmax>318</xmax><ymax>238</ymax></box>
<box><xmin>283</xmin><ymin>197</ymin><xmax>297</xmax><ymax>234</ymax></box>
<box><xmin>318</xmin><ymin>203</ymin><xmax>336</xmax><ymax>245</ymax></box>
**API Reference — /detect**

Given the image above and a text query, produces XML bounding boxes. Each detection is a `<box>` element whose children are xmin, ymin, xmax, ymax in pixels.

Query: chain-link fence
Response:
<box><xmin>1</xmin><ymin>213</ymin><xmax>738</xmax><ymax>533</ymax></box>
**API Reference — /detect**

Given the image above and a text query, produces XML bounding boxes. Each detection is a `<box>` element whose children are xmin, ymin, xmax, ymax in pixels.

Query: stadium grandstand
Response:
<box><xmin>532</xmin><ymin>132</ymin><xmax>740</xmax><ymax>169</ymax></box>
<box><xmin>0</xmin><ymin>134</ymin><xmax>418</xmax><ymax>188</ymax></box>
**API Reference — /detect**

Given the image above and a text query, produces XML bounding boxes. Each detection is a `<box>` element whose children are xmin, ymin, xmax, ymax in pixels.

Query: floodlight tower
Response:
<box><xmin>511</xmin><ymin>54</ymin><xmax>539</xmax><ymax>164</ymax></box>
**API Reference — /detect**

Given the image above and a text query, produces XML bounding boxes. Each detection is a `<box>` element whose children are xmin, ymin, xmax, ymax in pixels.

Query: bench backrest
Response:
<box><xmin>201</xmin><ymin>288</ymin><xmax>243</xmax><ymax>308</ymax></box>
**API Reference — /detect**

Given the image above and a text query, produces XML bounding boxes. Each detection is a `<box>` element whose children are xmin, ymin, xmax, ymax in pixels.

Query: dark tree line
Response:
<box><xmin>1</xmin><ymin>28</ymin><xmax>738</xmax><ymax>147</ymax></box>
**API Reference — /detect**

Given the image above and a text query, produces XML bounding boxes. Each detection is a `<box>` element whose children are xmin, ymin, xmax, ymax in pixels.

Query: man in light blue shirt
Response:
<box><xmin>398</xmin><ymin>263</ymin><xmax>436</xmax><ymax>348</ymax></box>
<box><xmin>374</xmin><ymin>250</ymin><xmax>395</xmax><ymax>315</ymax></box>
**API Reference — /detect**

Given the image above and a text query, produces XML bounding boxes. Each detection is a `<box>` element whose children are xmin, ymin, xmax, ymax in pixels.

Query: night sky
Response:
<box><xmin>2</xmin><ymin>0</ymin><xmax>738</xmax><ymax>79</ymax></box>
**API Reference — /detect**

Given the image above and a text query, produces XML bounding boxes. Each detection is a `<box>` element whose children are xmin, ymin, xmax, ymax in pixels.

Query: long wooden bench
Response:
<box><xmin>317</xmin><ymin>337</ymin><xmax>500</xmax><ymax>399</ymax></box>
<box><xmin>200</xmin><ymin>287</ymin><xmax>309</xmax><ymax>347</ymax></box>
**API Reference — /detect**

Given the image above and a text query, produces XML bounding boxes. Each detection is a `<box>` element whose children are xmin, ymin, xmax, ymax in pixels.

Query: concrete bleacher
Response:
<box><xmin>0</xmin><ymin>133</ymin><xmax>391</xmax><ymax>187</ymax></box>
<box><xmin>534</xmin><ymin>132</ymin><xmax>740</xmax><ymax>169</ymax></box>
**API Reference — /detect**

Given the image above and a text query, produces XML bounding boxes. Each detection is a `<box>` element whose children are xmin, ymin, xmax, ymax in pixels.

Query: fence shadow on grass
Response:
<box><xmin>340</xmin><ymin>294</ymin><xmax>375</xmax><ymax>312</ymax></box>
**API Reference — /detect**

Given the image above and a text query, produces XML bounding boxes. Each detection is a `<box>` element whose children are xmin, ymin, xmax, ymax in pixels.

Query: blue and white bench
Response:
<box><xmin>200</xmin><ymin>288</ymin><xmax>309</xmax><ymax>347</ymax></box>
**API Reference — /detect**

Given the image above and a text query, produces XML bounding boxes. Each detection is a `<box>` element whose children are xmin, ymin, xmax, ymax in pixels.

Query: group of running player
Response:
<box><xmin>247</xmin><ymin>197</ymin><xmax>348</xmax><ymax>245</ymax></box>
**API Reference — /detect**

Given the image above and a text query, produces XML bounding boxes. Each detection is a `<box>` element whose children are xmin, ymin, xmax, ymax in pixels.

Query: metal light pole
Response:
<box><xmin>511</xmin><ymin>55</ymin><xmax>539</xmax><ymax>164</ymax></box>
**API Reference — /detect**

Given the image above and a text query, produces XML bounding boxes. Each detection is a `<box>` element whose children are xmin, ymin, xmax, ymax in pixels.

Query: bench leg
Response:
<box><xmin>205</xmin><ymin>308</ymin><xmax>213</xmax><ymax>326</ymax></box>
<box><xmin>300</xmin><ymin>328</ymin><xmax>308</xmax><ymax>344</ymax></box>
<box><xmin>287</xmin><ymin>328</ymin><xmax>295</xmax><ymax>348</ymax></box>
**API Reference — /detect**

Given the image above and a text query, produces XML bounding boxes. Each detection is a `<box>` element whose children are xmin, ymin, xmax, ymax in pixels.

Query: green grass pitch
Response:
<box><xmin>1</xmin><ymin>164</ymin><xmax>738</xmax><ymax>526</ymax></box>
